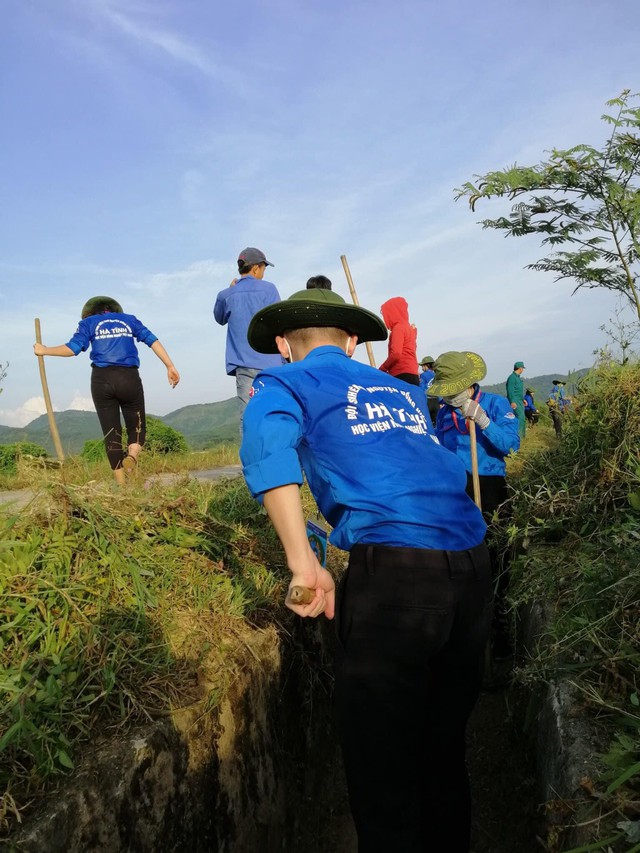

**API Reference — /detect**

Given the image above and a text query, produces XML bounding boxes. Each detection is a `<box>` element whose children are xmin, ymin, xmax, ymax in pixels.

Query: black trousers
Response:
<box><xmin>465</xmin><ymin>474</ymin><xmax>511</xmax><ymax>639</ymax></box>
<box><xmin>91</xmin><ymin>366</ymin><xmax>146</xmax><ymax>470</ymax></box>
<box><xmin>427</xmin><ymin>397</ymin><xmax>440</xmax><ymax>429</ymax></box>
<box><xmin>395</xmin><ymin>372</ymin><xmax>420</xmax><ymax>386</ymax></box>
<box><xmin>334</xmin><ymin>542</ymin><xmax>492</xmax><ymax>852</ymax></box>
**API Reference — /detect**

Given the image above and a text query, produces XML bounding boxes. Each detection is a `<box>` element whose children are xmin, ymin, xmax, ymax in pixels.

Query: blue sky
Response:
<box><xmin>1</xmin><ymin>0</ymin><xmax>639</xmax><ymax>427</ymax></box>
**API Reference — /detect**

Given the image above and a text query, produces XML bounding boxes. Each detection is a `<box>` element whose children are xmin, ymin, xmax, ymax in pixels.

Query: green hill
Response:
<box><xmin>482</xmin><ymin>368</ymin><xmax>589</xmax><ymax>403</ymax></box>
<box><xmin>0</xmin><ymin>399</ymin><xmax>239</xmax><ymax>456</ymax></box>
<box><xmin>162</xmin><ymin>399</ymin><xmax>239</xmax><ymax>449</ymax></box>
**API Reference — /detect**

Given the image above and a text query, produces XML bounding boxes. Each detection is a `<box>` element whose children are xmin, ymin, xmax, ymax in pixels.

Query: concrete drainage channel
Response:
<box><xmin>8</xmin><ymin>606</ymin><xmax>597</xmax><ymax>853</ymax></box>
<box><xmin>9</xmin><ymin>619</ymin><xmax>349</xmax><ymax>853</ymax></box>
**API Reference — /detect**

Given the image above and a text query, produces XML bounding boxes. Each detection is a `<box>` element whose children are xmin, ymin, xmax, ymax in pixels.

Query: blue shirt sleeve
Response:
<box><xmin>482</xmin><ymin>395</ymin><xmax>520</xmax><ymax>456</ymax></box>
<box><xmin>240</xmin><ymin>374</ymin><xmax>305</xmax><ymax>501</ymax></box>
<box><xmin>132</xmin><ymin>316</ymin><xmax>158</xmax><ymax>347</ymax></box>
<box><xmin>214</xmin><ymin>289</ymin><xmax>230</xmax><ymax>325</ymax></box>
<box><xmin>65</xmin><ymin>320</ymin><xmax>90</xmax><ymax>355</ymax></box>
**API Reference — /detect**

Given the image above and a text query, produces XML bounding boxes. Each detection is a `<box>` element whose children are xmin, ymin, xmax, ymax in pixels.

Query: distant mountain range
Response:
<box><xmin>482</xmin><ymin>368</ymin><xmax>589</xmax><ymax>401</ymax></box>
<box><xmin>1</xmin><ymin>369</ymin><xmax>591</xmax><ymax>456</ymax></box>
<box><xmin>0</xmin><ymin>399</ymin><xmax>239</xmax><ymax>456</ymax></box>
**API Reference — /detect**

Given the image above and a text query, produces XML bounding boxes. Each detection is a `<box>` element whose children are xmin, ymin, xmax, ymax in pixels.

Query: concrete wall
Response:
<box><xmin>9</xmin><ymin>620</ymin><xmax>338</xmax><ymax>853</ymax></box>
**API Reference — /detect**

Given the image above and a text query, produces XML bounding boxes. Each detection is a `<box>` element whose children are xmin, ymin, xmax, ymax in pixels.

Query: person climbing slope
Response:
<box><xmin>33</xmin><ymin>296</ymin><xmax>179</xmax><ymax>486</ymax></box>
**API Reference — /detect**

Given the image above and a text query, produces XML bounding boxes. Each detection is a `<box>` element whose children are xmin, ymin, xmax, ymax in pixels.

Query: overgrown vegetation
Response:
<box><xmin>0</xmin><ymin>441</ymin><xmax>48</xmax><ymax>475</ymax></box>
<box><xmin>502</xmin><ymin>362</ymin><xmax>640</xmax><ymax>851</ymax></box>
<box><xmin>0</xmin><ymin>473</ymin><xmax>303</xmax><ymax>836</ymax></box>
<box><xmin>0</xmin><ymin>442</ymin><xmax>239</xmax><ymax>491</ymax></box>
<box><xmin>80</xmin><ymin>415</ymin><xmax>188</xmax><ymax>463</ymax></box>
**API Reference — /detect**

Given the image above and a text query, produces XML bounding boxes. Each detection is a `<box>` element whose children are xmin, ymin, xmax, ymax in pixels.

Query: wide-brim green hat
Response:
<box><xmin>247</xmin><ymin>289</ymin><xmax>388</xmax><ymax>354</ymax></box>
<box><xmin>81</xmin><ymin>296</ymin><xmax>123</xmax><ymax>319</ymax></box>
<box><xmin>428</xmin><ymin>351</ymin><xmax>487</xmax><ymax>397</ymax></box>
<box><xmin>420</xmin><ymin>355</ymin><xmax>435</xmax><ymax>365</ymax></box>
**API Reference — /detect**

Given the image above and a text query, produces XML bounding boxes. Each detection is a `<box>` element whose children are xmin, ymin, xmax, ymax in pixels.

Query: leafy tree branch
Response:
<box><xmin>455</xmin><ymin>90</ymin><xmax>640</xmax><ymax>324</ymax></box>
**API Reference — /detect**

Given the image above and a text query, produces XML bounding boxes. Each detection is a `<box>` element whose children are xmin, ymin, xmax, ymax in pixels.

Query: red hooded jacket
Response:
<box><xmin>379</xmin><ymin>297</ymin><xmax>419</xmax><ymax>377</ymax></box>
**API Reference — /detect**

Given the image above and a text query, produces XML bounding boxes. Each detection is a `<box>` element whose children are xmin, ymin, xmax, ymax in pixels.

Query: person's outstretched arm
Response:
<box><xmin>150</xmin><ymin>340</ymin><xmax>180</xmax><ymax>387</ymax></box>
<box><xmin>33</xmin><ymin>343</ymin><xmax>74</xmax><ymax>357</ymax></box>
<box><xmin>263</xmin><ymin>484</ymin><xmax>335</xmax><ymax>620</ymax></box>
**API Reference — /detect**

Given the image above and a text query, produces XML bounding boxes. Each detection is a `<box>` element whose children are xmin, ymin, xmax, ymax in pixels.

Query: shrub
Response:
<box><xmin>0</xmin><ymin>442</ymin><xmax>48</xmax><ymax>474</ymax></box>
<box><xmin>143</xmin><ymin>416</ymin><xmax>188</xmax><ymax>455</ymax></box>
<box><xmin>80</xmin><ymin>418</ymin><xmax>188</xmax><ymax>463</ymax></box>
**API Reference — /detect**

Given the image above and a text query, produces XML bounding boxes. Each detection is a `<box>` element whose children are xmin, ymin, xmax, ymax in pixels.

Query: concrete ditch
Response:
<box><xmin>6</xmin><ymin>599</ymin><xmax>602</xmax><ymax>852</ymax></box>
<box><xmin>520</xmin><ymin>602</ymin><xmax>605</xmax><ymax>851</ymax></box>
<box><xmin>8</xmin><ymin>620</ymin><xmax>343</xmax><ymax>853</ymax></box>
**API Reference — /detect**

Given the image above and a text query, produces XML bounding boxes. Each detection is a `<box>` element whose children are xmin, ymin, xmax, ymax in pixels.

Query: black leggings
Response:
<box><xmin>91</xmin><ymin>366</ymin><xmax>146</xmax><ymax>470</ymax></box>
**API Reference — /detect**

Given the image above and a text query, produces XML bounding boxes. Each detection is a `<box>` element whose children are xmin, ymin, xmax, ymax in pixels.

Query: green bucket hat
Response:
<box><xmin>81</xmin><ymin>296</ymin><xmax>123</xmax><ymax>319</ymax></box>
<box><xmin>428</xmin><ymin>351</ymin><xmax>487</xmax><ymax>397</ymax></box>
<box><xmin>247</xmin><ymin>289</ymin><xmax>388</xmax><ymax>354</ymax></box>
<box><xmin>420</xmin><ymin>355</ymin><xmax>435</xmax><ymax>366</ymax></box>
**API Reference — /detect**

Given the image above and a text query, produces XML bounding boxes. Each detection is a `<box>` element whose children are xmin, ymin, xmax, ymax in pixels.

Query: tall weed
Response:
<box><xmin>502</xmin><ymin>363</ymin><xmax>640</xmax><ymax>848</ymax></box>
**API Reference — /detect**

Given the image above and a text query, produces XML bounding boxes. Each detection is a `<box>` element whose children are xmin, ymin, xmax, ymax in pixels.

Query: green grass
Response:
<box><xmin>499</xmin><ymin>362</ymin><xmax>640</xmax><ymax>851</ymax></box>
<box><xmin>0</xmin><ymin>472</ymin><xmax>291</xmax><ymax>835</ymax></box>
<box><xmin>0</xmin><ymin>443</ymin><xmax>240</xmax><ymax>491</ymax></box>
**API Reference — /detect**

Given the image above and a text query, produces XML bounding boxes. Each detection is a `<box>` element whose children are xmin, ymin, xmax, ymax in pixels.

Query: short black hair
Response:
<box><xmin>306</xmin><ymin>275</ymin><xmax>332</xmax><ymax>290</ymax></box>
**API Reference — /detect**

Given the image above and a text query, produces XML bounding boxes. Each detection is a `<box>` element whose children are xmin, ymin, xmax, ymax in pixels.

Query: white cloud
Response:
<box><xmin>68</xmin><ymin>393</ymin><xmax>95</xmax><ymax>412</ymax></box>
<box><xmin>0</xmin><ymin>396</ymin><xmax>47</xmax><ymax>428</ymax></box>
<box><xmin>78</xmin><ymin>0</ymin><xmax>250</xmax><ymax>94</ymax></box>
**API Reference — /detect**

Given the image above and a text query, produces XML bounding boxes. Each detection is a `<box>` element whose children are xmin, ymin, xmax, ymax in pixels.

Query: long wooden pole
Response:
<box><xmin>34</xmin><ymin>318</ymin><xmax>65</xmax><ymax>462</ymax></box>
<box><xmin>468</xmin><ymin>419</ymin><xmax>482</xmax><ymax>511</ymax></box>
<box><xmin>340</xmin><ymin>255</ymin><xmax>376</xmax><ymax>367</ymax></box>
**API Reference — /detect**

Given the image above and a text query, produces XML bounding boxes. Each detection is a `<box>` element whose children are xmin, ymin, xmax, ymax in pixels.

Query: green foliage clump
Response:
<box><xmin>0</xmin><ymin>442</ymin><xmax>48</xmax><ymax>474</ymax></box>
<box><xmin>80</xmin><ymin>417</ymin><xmax>188</xmax><ymax>463</ymax></box>
<box><xmin>0</xmin><ymin>476</ymin><xmax>284</xmax><ymax>836</ymax></box>
<box><xmin>80</xmin><ymin>437</ymin><xmax>105</xmax><ymax>463</ymax></box>
<box><xmin>502</xmin><ymin>362</ymin><xmax>640</xmax><ymax>846</ymax></box>
<box><xmin>143</xmin><ymin>415</ymin><xmax>188</xmax><ymax>454</ymax></box>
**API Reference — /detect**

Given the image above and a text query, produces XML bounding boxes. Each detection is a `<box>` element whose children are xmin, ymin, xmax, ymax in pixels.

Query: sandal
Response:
<box><xmin>122</xmin><ymin>455</ymin><xmax>138</xmax><ymax>472</ymax></box>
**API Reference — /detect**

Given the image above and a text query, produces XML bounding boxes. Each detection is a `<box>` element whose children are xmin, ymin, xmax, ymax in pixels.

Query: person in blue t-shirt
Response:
<box><xmin>524</xmin><ymin>387</ymin><xmax>539</xmax><ymax>425</ymax></box>
<box><xmin>240</xmin><ymin>289</ymin><xmax>491</xmax><ymax>853</ymax></box>
<box><xmin>547</xmin><ymin>379</ymin><xmax>571</xmax><ymax>437</ymax></box>
<box><xmin>429</xmin><ymin>351</ymin><xmax>520</xmax><ymax>662</ymax></box>
<box><xmin>419</xmin><ymin>354</ymin><xmax>439</xmax><ymax>427</ymax></box>
<box><xmin>33</xmin><ymin>296</ymin><xmax>179</xmax><ymax>486</ymax></box>
<box><xmin>214</xmin><ymin>247</ymin><xmax>282</xmax><ymax>429</ymax></box>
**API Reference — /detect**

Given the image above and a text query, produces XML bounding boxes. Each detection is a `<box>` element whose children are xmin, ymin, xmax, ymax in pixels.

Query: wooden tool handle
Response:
<box><xmin>34</xmin><ymin>318</ymin><xmax>66</xmax><ymax>463</ymax></box>
<box><xmin>468</xmin><ymin>419</ymin><xmax>482</xmax><ymax>512</ymax></box>
<box><xmin>340</xmin><ymin>255</ymin><xmax>376</xmax><ymax>368</ymax></box>
<box><xmin>288</xmin><ymin>585</ymin><xmax>315</xmax><ymax>605</ymax></box>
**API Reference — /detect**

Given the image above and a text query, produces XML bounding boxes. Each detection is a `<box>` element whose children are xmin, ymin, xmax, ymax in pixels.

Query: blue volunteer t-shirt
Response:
<box><xmin>436</xmin><ymin>388</ymin><xmax>520</xmax><ymax>478</ymax></box>
<box><xmin>66</xmin><ymin>312</ymin><xmax>158</xmax><ymax>367</ymax></box>
<box><xmin>240</xmin><ymin>346</ymin><xmax>486</xmax><ymax>552</ymax></box>
<box><xmin>419</xmin><ymin>368</ymin><xmax>435</xmax><ymax>393</ymax></box>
